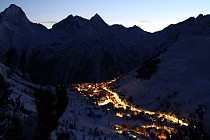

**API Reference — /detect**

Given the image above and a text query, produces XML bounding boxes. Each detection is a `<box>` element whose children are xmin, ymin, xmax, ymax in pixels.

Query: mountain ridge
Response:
<box><xmin>1</xmin><ymin>4</ymin><xmax>210</xmax><ymax>139</ymax></box>
<box><xmin>0</xmin><ymin>4</ymin><xmax>150</xmax><ymax>84</ymax></box>
<box><xmin>1</xmin><ymin>4</ymin><xmax>210</xmax><ymax>85</ymax></box>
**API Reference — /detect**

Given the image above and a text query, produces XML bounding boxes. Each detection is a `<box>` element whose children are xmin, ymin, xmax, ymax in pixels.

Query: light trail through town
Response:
<box><xmin>74</xmin><ymin>78</ymin><xmax>189</xmax><ymax>139</ymax></box>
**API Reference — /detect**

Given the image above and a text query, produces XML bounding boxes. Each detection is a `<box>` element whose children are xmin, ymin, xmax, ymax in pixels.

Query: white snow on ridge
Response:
<box><xmin>8</xmin><ymin>74</ymin><xmax>37</xmax><ymax>113</ymax></box>
<box><xmin>118</xmin><ymin>36</ymin><xmax>210</xmax><ymax>135</ymax></box>
<box><xmin>51</xmin><ymin>90</ymin><xmax>127</xmax><ymax>140</ymax></box>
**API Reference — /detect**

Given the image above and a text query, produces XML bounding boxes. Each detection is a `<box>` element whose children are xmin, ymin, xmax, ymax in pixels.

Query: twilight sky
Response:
<box><xmin>0</xmin><ymin>0</ymin><xmax>210</xmax><ymax>32</ymax></box>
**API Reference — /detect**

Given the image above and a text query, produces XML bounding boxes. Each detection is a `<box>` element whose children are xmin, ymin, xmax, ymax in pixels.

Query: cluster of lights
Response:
<box><xmin>74</xmin><ymin>78</ymin><xmax>189</xmax><ymax>139</ymax></box>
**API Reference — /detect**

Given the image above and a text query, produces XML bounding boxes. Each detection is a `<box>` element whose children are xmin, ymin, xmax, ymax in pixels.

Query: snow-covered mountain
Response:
<box><xmin>0</xmin><ymin>4</ymin><xmax>149</xmax><ymax>85</ymax></box>
<box><xmin>117</xmin><ymin>36</ymin><xmax>210</xmax><ymax>136</ymax></box>
<box><xmin>0</xmin><ymin>4</ymin><xmax>49</xmax><ymax>51</ymax></box>
<box><xmin>1</xmin><ymin>4</ymin><xmax>210</xmax><ymax>86</ymax></box>
<box><xmin>1</xmin><ymin>5</ymin><xmax>210</xmax><ymax>138</ymax></box>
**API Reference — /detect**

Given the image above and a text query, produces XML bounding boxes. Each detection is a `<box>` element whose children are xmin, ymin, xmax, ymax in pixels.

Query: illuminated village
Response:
<box><xmin>73</xmin><ymin>78</ymin><xmax>201</xmax><ymax>140</ymax></box>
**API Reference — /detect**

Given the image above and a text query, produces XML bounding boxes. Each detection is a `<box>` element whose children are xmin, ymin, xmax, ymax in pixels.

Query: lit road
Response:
<box><xmin>74</xmin><ymin>78</ymin><xmax>189</xmax><ymax>139</ymax></box>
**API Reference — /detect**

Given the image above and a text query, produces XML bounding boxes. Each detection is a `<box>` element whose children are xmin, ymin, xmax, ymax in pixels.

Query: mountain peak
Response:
<box><xmin>3</xmin><ymin>4</ymin><xmax>27</xmax><ymax>19</ymax></box>
<box><xmin>90</xmin><ymin>13</ymin><xmax>105</xmax><ymax>23</ymax></box>
<box><xmin>8</xmin><ymin>4</ymin><xmax>20</xmax><ymax>9</ymax></box>
<box><xmin>66</xmin><ymin>14</ymin><xmax>74</xmax><ymax>19</ymax></box>
<box><xmin>89</xmin><ymin>13</ymin><xmax>109</xmax><ymax>29</ymax></box>
<box><xmin>93</xmin><ymin>13</ymin><xmax>101</xmax><ymax>18</ymax></box>
<box><xmin>7</xmin><ymin>4</ymin><xmax>24</xmax><ymax>14</ymax></box>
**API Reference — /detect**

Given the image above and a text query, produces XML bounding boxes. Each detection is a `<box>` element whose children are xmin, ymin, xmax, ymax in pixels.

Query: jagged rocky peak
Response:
<box><xmin>89</xmin><ymin>13</ymin><xmax>109</xmax><ymax>30</ymax></box>
<box><xmin>65</xmin><ymin>14</ymin><xmax>74</xmax><ymax>20</ymax></box>
<box><xmin>91</xmin><ymin>13</ymin><xmax>102</xmax><ymax>20</ymax></box>
<box><xmin>52</xmin><ymin>14</ymin><xmax>83</xmax><ymax>30</ymax></box>
<box><xmin>3</xmin><ymin>4</ymin><xmax>27</xmax><ymax>18</ymax></box>
<box><xmin>52</xmin><ymin>13</ymin><xmax>108</xmax><ymax>31</ymax></box>
<box><xmin>66</xmin><ymin>15</ymin><xmax>88</xmax><ymax>26</ymax></box>
<box><xmin>196</xmin><ymin>14</ymin><xmax>210</xmax><ymax>22</ymax></box>
<box><xmin>197</xmin><ymin>14</ymin><xmax>204</xmax><ymax>19</ymax></box>
<box><xmin>90</xmin><ymin>13</ymin><xmax>107</xmax><ymax>24</ymax></box>
<box><xmin>0</xmin><ymin>4</ymin><xmax>31</xmax><ymax>27</ymax></box>
<box><xmin>63</xmin><ymin>15</ymin><xmax>79</xmax><ymax>25</ymax></box>
<box><xmin>130</xmin><ymin>25</ymin><xmax>144</xmax><ymax>31</ymax></box>
<box><xmin>8</xmin><ymin>4</ymin><xmax>22</xmax><ymax>12</ymax></box>
<box><xmin>132</xmin><ymin>25</ymin><xmax>141</xmax><ymax>29</ymax></box>
<box><xmin>180</xmin><ymin>16</ymin><xmax>195</xmax><ymax>25</ymax></box>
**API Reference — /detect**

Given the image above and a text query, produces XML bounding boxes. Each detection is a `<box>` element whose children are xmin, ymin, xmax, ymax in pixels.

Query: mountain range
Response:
<box><xmin>1</xmin><ymin>4</ymin><xmax>210</xmax><ymax>139</ymax></box>
<box><xmin>1</xmin><ymin>4</ymin><xmax>210</xmax><ymax>85</ymax></box>
<box><xmin>0</xmin><ymin>4</ymin><xmax>149</xmax><ymax>85</ymax></box>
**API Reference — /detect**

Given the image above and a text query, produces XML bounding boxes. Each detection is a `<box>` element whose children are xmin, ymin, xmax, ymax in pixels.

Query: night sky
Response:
<box><xmin>0</xmin><ymin>0</ymin><xmax>210</xmax><ymax>32</ymax></box>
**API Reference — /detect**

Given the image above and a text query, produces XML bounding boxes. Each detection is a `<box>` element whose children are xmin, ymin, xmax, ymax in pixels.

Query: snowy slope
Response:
<box><xmin>50</xmin><ymin>90</ymin><xmax>127</xmax><ymax>140</ymax></box>
<box><xmin>118</xmin><ymin>36</ymin><xmax>210</xmax><ymax>135</ymax></box>
<box><xmin>1</xmin><ymin>68</ymin><xmax>131</xmax><ymax>140</ymax></box>
<box><xmin>9</xmin><ymin>74</ymin><xmax>37</xmax><ymax>113</ymax></box>
<box><xmin>0</xmin><ymin>64</ymin><xmax>39</xmax><ymax>139</ymax></box>
<box><xmin>1</xmin><ymin>62</ymin><xmax>36</xmax><ymax>113</ymax></box>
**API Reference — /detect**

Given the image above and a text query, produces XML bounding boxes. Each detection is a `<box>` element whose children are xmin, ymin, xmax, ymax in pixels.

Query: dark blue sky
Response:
<box><xmin>0</xmin><ymin>0</ymin><xmax>210</xmax><ymax>32</ymax></box>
